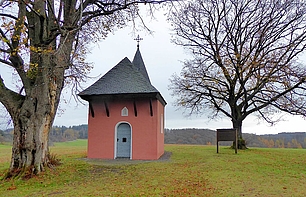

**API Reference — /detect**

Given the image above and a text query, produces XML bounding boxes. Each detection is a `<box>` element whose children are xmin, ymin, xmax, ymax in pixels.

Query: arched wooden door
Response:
<box><xmin>116</xmin><ymin>123</ymin><xmax>131</xmax><ymax>158</ymax></box>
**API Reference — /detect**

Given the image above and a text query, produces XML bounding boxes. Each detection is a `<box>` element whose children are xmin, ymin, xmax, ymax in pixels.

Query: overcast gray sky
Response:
<box><xmin>1</xmin><ymin>9</ymin><xmax>306</xmax><ymax>135</ymax></box>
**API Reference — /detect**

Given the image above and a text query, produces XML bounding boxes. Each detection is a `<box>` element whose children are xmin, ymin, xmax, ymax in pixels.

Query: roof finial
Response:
<box><xmin>134</xmin><ymin>35</ymin><xmax>143</xmax><ymax>48</ymax></box>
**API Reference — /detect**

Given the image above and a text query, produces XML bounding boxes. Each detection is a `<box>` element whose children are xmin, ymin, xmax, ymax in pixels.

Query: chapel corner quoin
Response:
<box><xmin>79</xmin><ymin>43</ymin><xmax>166</xmax><ymax>160</ymax></box>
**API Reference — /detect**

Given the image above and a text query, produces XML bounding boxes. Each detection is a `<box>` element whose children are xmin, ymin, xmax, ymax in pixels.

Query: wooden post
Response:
<box><xmin>217</xmin><ymin>137</ymin><xmax>219</xmax><ymax>153</ymax></box>
<box><xmin>235</xmin><ymin>128</ymin><xmax>238</xmax><ymax>154</ymax></box>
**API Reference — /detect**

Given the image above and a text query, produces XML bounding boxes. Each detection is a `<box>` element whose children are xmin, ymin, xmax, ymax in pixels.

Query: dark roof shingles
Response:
<box><xmin>79</xmin><ymin>57</ymin><xmax>159</xmax><ymax>96</ymax></box>
<box><xmin>132</xmin><ymin>47</ymin><xmax>151</xmax><ymax>83</ymax></box>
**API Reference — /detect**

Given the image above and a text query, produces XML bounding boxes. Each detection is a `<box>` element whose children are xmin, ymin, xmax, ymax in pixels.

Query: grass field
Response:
<box><xmin>1</xmin><ymin>140</ymin><xmax>306</xmax><ymax>196</ymax></box>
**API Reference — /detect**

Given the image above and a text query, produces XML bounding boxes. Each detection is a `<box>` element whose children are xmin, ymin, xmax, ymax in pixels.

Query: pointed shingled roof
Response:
<box><xmin>79</xmin><ymin>57</ymin><xmax>158</xmax><ymax>96</ymax></box>
<box><xmin>132</xmin><ymin>47</ymin><xmax>151</xmax><ymax>83</ymax></box>
<box><xmin>79</xmin><ymin>47</ymin><xmax>166</xmax><ymax>106</ymax></box>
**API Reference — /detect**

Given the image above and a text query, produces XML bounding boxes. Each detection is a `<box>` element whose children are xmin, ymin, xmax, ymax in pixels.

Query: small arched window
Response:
<box><xmin>121</xmin><ymin>107</ymin><xmax>128</xmax><ymax>116</ymax></box>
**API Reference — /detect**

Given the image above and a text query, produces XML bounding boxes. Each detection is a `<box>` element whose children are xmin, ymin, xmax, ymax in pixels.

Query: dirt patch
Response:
<box><xmin>157</xmin><ymin>151</ymin><xmax>172</xmax><ymax>161</ymax></box>
<box><xmin>81</xmin><ymin>151</ymin><xmax>172</xmax><ymax>166</ymax></box>
<box><xmin>47</xmin><ymin>191</ymin><xmax>66</xmax><ymax>196</ymax></box>
<box><xmin>89</xmin><ymin>165</ymin><xmax>122</xmax><ymax>175</ymax></box>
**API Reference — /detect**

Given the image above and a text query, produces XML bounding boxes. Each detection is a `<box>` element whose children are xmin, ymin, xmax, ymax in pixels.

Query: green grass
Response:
<box><xmin>1</xmin><ymin>141</ymin><xmax>306</xmax><ymax>196</ymax></box>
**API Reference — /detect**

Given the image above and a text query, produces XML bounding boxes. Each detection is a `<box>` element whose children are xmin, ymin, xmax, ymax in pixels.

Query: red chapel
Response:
<box><xmin>79</xmin><ymin>44</ymin><xmax>166</xmax><ymax>160</ymax></box>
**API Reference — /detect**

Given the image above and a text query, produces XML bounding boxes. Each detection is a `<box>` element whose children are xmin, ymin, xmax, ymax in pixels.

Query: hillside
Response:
<box><xmin>165</xmin><ymin>128</ymin><xmax>306</xmax><ymax>148</ymax></box>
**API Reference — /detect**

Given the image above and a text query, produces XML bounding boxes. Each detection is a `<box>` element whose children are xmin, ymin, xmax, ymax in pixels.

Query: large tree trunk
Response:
<box><xmin>232</xmin><ymin>119</ymin><xmax>247</xmax><ymax>150</ymax></box>
<box><xmin>10</xmin><ymin>107</ymin><xmax>52</xmax><ymax>176</ymax></box>
<box><xmin>6</xmin><ymin>78</ymin><xmax>63</xmax><ymax>178</ymax></box>
<box><xmin>4</xmin><ymin>49</ymin><xmax>65</xmax><ymax>178</ymax></box>
<box><xmin>232</xmin><ymin>120</ymin><xmax>242</xmax><ymax>139</ymax></box>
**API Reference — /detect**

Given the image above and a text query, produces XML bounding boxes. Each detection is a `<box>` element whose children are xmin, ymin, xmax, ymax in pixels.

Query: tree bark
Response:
<box><xmin>6</xmin><ymin>71</ymin><xmax>64</xmax><ymax>178</ymax></box>
<box><xmin>232</xmin><ymin>119</ymin><xmax>247</xmax><ymax>149</ymax></box>
<box><xmin>3</xmin><ymin>42</ymin><xmax>66</xmax><ymax>177</ymax></box>
<box><xmin>232</xmin><ymin>120</ymin><xmax>242</xmax><ymax>139</ymax></box>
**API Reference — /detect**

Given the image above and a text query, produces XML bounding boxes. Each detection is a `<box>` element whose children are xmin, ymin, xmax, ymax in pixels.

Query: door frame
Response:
<box><xmin>114</xmin><ymin>121</ymin><xmax>132</xmax><ymax>159</ymax></box>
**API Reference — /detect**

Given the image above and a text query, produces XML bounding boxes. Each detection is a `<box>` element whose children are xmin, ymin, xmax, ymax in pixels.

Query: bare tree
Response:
<box><xmin>0</xmin><ymin>0</ymin><xmax>174</xmax><ymax>178</ymax></box>
<box><xmin>168</xmin><ymin>0</ymin><xmax>306</xmax><ymax>148</ymax></box>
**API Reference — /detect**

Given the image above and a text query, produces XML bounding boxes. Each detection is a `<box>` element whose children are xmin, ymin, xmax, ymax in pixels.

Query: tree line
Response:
<box><xmin>49</xmin><ymin>125</ymin><xmax>88</xmax><ymax>143</ymax></box>
<box><xmin>165</xmin><ymin>129</ymin><xmax>306</xmax><ymax>149</ymax></box>
<box><xmin>2</xmin><ymin>126</ymin><xmax>306</xmax><ymax>148</ymax></box>
<box><xmin>0</xmin><ymin>125</ymin><xmax>88</xmax><ymax>145</ymax></box>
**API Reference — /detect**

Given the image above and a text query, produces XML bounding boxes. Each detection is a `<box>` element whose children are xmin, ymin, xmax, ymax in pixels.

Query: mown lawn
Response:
<box><xmin>1</xmin><ymin>140</ymin><xmax>306</xmax><ymax>196</ymax></box>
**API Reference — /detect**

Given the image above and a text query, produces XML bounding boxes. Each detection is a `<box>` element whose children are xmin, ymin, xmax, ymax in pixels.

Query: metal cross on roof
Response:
<box><xmin>134</xmin><ymin>35</ymin><xmax>143</xmax><ymax>48</ymax></box>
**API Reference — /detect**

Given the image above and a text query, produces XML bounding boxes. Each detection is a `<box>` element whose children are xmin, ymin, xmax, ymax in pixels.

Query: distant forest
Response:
<box><xmin>0</xmin><ymin>125</ymin><xmax>88</xmax><ymax>146</ymax></box>
<box><xmin>1</xmin><ymin>125</ymin><xmax>306</xmax><ymax>148</ymax></box>
<box><xmin>164</xmin><ymin>129</ymin><xmax>306</xmax><ymax>148</ymax></box>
